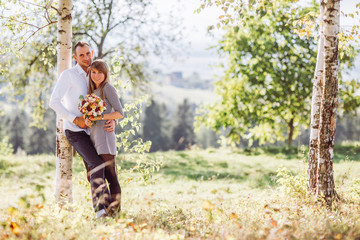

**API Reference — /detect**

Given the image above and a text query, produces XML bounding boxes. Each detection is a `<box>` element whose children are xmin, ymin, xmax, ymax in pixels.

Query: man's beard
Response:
<box><xmin>79</xmin><ymin>61</ymin><xmax>92</xmax><ymax>71</ymax></box>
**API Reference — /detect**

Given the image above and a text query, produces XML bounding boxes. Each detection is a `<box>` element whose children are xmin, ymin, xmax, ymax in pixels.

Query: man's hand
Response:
<box><xmin>84</xmin><ymin>118</ymin><xmax>93</xmax><ymax>128</ymax></box>
<box><xmin>74</xmin><ymin>116</ymin><xmax>88</xmax><ymax>129</ymax></box>
<box><xmin>104</xmin><ymin>119</ymin><xmax>116</xmax><ymax>133</ymax></box>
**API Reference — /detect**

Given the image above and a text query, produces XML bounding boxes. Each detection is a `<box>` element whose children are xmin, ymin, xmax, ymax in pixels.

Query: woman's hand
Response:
<box><xmin>104</xmin><ymin>120</ymin><xmax>116</xmax><ymax>133</ymax></box>
<box><xmin>89</xmin><ymin>116</ymin><xmax>99</xmax><ymax>121</ymax></box>
<box><xmin>85</xmin><ymin>118</ymin><xmax>93</xmax><ymax>127</ymax></box>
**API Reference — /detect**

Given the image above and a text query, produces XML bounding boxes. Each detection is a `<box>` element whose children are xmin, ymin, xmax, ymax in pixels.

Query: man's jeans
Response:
<box><xmin>65</xmin><ymin>130</ymin><xmax>109</xmax><ymax>212</ymax></box>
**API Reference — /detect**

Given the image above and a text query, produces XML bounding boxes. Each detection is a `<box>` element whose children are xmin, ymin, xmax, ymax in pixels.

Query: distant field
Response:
<box><xmin>151</xmin><ymin>83</ymin><xmax>215</xmax><ymax>106</ymax></box>
<box><xmin>1</xmin><ymin>145</ymin><xmax>360</xmax><ymax>239</ymax></box>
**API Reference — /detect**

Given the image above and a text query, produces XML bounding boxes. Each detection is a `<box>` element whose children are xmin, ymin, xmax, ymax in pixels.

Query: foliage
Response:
<box><xmin>3</xmin><ymin>109</ymin><xmax>28</xmax><ymax>154</ymax></box>
<box><xmin>24</xmin><ymin>110</ymin><xmax>56</xmax><ymax>155</ymax></box>
<box><xmin>0</xmin><ymin>1</ymin><xmax>57</xmax><ymax>127</ymax></box>
<box><xmin>0</xmin><ymin>136</ymin><xmax>13</xmax><ymax>156</ymax></box>
<box><xmin>113</xmin><ymin>90</ymin><xmax>160</xmax><ymax>182</ymax></box>
<box><xmin>195</xmin><ymin>125</ymin><xmax>220</xmax><ymax>149</ymax></box>
<box><xmin>1</xmin><ymin>107</ymin><xmax>56</xmax><ymax>155</ymax></box>
<box><xmin>172</xmin><ymin>99</ymin><xmax>196</xmax><ymax>150</ymax></box>
<box><xmin>197</xmin><ymin>1</ymin><xmax>316</xmax><ymax>146</ymax></box>
<box><xmin>197</xmin><ymin>0</ymin><xmax>360</xmax><ymax>50</ymax></box>
<box><xmin>72</xmin><ymin>0</ymin><xmax>183</xmax><ymax>90</ymax></box>
<box><xmin>142</xmin><ymin>99</ymin><xmax>170</xmax><ymax>152</ymax></box>
<box><xmin>196</xmin><ymin>0</ymin><xmax>359</xmax><ymax>147</ymax></box>
<box><xmin>0</xmin><ymin>0</ymin><xmax>183</xmax><ymax>126</ymax></box>
<box><xmin>276</xmin><ymin>167</ymin><xmax>308</xmax><ymax>198</ymax></box>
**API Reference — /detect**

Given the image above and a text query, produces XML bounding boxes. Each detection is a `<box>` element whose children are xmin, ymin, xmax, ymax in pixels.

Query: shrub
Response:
<box><xmin>0</xmin><ymin>137</ymin><xmax>13</xmax><ymax>156</ymax></box>
<box><xmin>276</xmin><ymin>167</ymin><xmax>307</xmax><ymax>198</ymax></box>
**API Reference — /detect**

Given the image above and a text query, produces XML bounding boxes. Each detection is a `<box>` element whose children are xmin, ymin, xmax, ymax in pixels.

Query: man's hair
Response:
<box><xmin>73</xmin><ymin>41</ymin><xmax>90</xmax><ymax>55</ymax></box>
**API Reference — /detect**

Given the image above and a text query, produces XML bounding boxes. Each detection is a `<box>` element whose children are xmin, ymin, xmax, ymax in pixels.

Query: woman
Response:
<box><xmin>85</xmin><ymin>59</ymin><xmax>124</xmax><ymax>215</ymax></box>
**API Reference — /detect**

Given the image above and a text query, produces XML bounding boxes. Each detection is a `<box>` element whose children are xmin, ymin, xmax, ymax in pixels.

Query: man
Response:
<box><xmin>49</xmin><ymin>41</ymin><xmax>115</xmax><ymax>218</ymax></box>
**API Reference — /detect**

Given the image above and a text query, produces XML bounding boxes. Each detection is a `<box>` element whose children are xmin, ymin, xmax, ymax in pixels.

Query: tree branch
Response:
<box><xmin>19</xmin><ymin>21</ymin><xmax>57</xmax><ymax>50</ymax></box>
<box><xmin>106</xmin><ymin>0</ymin><xmax>113</xmax><ymax>31</ymax></box>
<box><xmin>101</xmin><ymin>49</ymin><xmax>116</xmax><ymax>58</ymax></box>
<box><xmin>51</xmin><ymin>5</ymin><xmax>61</xmax><ymax>15</ymax></box>
<box><xmin>73</xmin><ymin>31</ymin><xmax>98</xmax><ymax>45</ymax></box>
<box><xmin>0</xmin><ymin>16</ymin><xmax>40</xmax><ymax>29</ymax></box>
<box><xmin>18</xmin><ymin>0</ymin><xmax>44</xmax><ymax>8</ymax></box>
<box><xmin>109</xmin><ymin>17</ymin><xmax>133</xmax><ymax>31</ymax></box>
<box><xmin>45</xmin><ymin>0</ymin><xmax>55</xmax><ymax>10</ymax></box>
<box><xmin>91</xmin><ymin>0</ymin><xmax>104</xmax><ymax>30</ymax></box>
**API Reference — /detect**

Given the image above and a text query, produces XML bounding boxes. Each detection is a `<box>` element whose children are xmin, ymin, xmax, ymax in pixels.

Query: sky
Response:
<box><xmin>150</xmin><ymin>0</ymin><xmax>359</xmax><ymax>80</ymax></box>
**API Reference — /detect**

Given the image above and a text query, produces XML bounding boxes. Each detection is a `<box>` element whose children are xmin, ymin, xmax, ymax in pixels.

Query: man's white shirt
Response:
<box><xmin>49</xmin><ymin>64</ymin><xmax>90</xmax><ymax>134</ymax></box>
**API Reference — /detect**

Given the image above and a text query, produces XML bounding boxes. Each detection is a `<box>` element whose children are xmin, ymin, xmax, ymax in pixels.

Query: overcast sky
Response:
<box><xmin>150</xmin><ymin>0</ymin><xmax>359</xmax><ymax>80</ymax></box>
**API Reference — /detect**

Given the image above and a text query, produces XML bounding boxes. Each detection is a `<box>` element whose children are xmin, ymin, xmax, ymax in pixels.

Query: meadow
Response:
<box><xmin>1</xmin><ymin>145</ymin><xmax>360</xmax><ymax>239</ymax></box>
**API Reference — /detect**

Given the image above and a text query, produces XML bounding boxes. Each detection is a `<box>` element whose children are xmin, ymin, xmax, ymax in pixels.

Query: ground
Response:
<box><xmin>1</xmin><ymin>145</ymin><xmax>360</xmax><ymax>239</ymax></box>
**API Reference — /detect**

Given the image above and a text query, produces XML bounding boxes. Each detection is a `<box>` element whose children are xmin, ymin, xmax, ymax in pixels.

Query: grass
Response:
<box><xmin>1</xmin><ymin>144</ymin><xmax>360</xmax><ymax>239</ymax></box>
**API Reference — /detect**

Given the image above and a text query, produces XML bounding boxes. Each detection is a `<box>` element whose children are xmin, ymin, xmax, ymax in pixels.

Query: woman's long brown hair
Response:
<box><xmin>88</xmin><ymin>59</ymin><xmax>110</xmax><ymax>100</ymax></box>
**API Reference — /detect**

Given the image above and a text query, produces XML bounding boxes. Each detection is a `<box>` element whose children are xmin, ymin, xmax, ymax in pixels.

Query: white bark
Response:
<box><xmin>55</xmin><ymin>0</ymin><xmax>73</xmax><ymax>204</ymax></box>
<box><xmin>308</xmin><ymin>5</ymin><xmax>324</xmax><ymax>193</ymax></box>
<box><xmin>316</xmin><ymin>0</ymin><xmax>339</xmax><ymax>206</ymax></box>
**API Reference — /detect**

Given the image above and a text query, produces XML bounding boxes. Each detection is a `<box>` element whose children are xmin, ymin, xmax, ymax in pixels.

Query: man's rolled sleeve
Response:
<box><xmin>49</xmin><ymin>71</ymin><xmax>75</xmax><ymax>122</ymax></box>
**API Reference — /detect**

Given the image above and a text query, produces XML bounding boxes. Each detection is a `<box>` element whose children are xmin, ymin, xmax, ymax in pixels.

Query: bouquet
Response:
<box><xmin>78</xmin><ymin>93</ymin><xmax>106</xmax><ymax>122</ymax></box>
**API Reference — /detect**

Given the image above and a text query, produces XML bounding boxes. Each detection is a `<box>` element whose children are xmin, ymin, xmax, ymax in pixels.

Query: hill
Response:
<box><xmin>150</xmin><ymin>83</ymin><xmax>215</xmax><ymax>111</ymax></box>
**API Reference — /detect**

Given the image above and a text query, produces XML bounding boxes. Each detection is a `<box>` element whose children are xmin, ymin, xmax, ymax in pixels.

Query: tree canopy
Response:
<box><xmin>0</xmin><ymin>0</ymin><xmax>183</xmax><ymax>125</ymax></box>
<box><xmin>197</xmin><ymin>0</ymin><xmax>359</xmax><ymax>146</ymax></box>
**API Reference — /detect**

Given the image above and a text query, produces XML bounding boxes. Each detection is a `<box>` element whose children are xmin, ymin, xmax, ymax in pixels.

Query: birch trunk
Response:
<box><xmin>308</xmin><ymin>5</ymin><xmax>325</xmax><ymax>193</ymax></box>
<box><xmin>55</xmin><ymin>0</ymin><xmax>73</xmax><ymax>204</ymax></box>
<box><xmin>316</xmin><ymin>0</ymin><xmax>339</xmax><ymax>206</ymax></box>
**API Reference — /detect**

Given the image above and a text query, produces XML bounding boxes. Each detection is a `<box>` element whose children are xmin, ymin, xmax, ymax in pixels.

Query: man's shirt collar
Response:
<box><xmin>75</xmin><ymin>64</ymin><xmax>87</xmax><ymax>78</ymax></box>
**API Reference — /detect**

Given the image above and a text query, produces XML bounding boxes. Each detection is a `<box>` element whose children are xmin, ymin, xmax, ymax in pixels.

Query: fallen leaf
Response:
<box><xmin>10</xmin><ymin>222</ymin><xmax>21</xmax><ymax>235</ymax></box>
<box><xmin>202</xmin><ymin>200</ymin><xmax>215</xmax><ymax>211</ymax></box>
<box><xmin>270</xmin><ymin>218</ymin><xmax>278</xmax><ymax>227</ymax></box>
<box><xmin>36</xmin><ymin>204</ymin><xmax>44</xmax><ymax>209</ymax></box>
<box><xmin>128</xmin><ymin>222</ymin><xmax>137</xmax><ymax>232</ymax></box>
<box><xmin>335</xmin><ymin>233</ymin><xmax>342</xmax><ymax>240</ymax></box>
<box><xmin>1</xmin><ymin>234</ymin><xmax>9</xmax><ymax>239</ymax></box>
<box><xmin>230</xmin><ymin>212</ymin><xmax>238</xmax><ymax>220</ymax></box>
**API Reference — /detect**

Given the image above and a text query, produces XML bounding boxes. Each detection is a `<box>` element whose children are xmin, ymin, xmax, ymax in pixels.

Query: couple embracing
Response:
<box><xmin>49</xmin><ymin>41</ymin><xmax>123</xmax><ymax>218</ymax></box>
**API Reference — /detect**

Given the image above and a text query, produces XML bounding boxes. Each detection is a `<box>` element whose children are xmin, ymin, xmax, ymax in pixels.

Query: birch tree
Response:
<box><xmin>0</xmin><ymin>0</ymin><xmax>183</xmax><ymax>126</ymax></box>
<box><xmin>0</xmin><ymin>0</ymin><xmax>160</xmax><ymax>197</ymax></box>
<box><xmin>55</xmin><ymin>0</ymin><xmax>73</xmax><ymax>203</ymax></box>
<box><xmin>198</xmin><ymin>0</ymin><xmax>358</xmax><ymax>206</ymax></box>
<box><xmin>308</xmin><ymin>0</ymin><xmax>341</xmax><ymax>206</ymax></box>
<box><xmin>308</xmin><ymin>7</ymin><xmax>325</xmax><ymax>193</ymax></box>
<box><xmin>314</xmin><ymin>0</ymin><xmax>340</xmax><ymax>205</ymax></box>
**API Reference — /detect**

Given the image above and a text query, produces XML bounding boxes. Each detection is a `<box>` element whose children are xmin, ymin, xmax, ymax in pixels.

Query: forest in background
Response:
<box><xmin>1</xmin><ymin>0</ymin><xmax>360</xmax><ymax>156</ymax></box>
<box><xmin>1</xmin><ymin>90</ymin><xmax>360</xmax><ymax>155</ymax></box>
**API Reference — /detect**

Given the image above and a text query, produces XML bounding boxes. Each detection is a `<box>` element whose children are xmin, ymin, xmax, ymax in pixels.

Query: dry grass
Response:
<box><xmin>1</xmin><ymin>146</ymin><xmax>360</xmax><ymax>239</ymax></box>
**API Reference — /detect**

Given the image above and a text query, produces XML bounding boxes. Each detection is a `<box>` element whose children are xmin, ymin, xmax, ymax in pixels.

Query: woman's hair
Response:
<box><xmin>88</xmin><ymin>59</ymin><xmax>110</xmax><ymax>100</ymax></box>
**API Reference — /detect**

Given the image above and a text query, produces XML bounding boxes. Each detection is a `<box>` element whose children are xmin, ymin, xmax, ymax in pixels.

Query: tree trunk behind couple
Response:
<box><xmin>55</xmin><ymin>0</ymin><xmax>73</xmax><ymax>204</ymax></box>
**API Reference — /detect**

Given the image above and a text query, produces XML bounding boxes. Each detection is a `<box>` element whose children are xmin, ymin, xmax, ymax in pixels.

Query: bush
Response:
<box><xmin>276</xmin><ymin>167</ymin><xmax>307</xmax><ymax>198</ymax></box>
<box><xmin>0</xmin><ymin>137</ymin><xmax>13</xmax><ymax>156</ymax></box>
